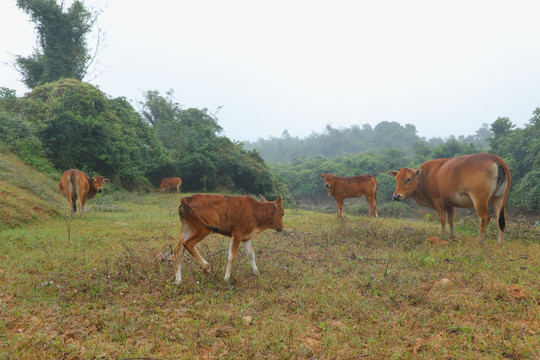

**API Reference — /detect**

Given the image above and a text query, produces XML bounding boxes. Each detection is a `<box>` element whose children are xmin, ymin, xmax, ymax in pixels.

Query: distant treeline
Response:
<box><xmin>244</xmin><ymin>121</ymin><xmax>492</xmax><ymax>162</ymax></box>
<box><xmin>247</xmin><ymin>115</ymin><xmax>539</xmax><ymax>213</ymax></box>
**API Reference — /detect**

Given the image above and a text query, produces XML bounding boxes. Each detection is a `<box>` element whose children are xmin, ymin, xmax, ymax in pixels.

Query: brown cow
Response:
<box><xmin>58</xmin><ymin>169</ymin><xmax>110</xmax><ymax>218</ymax></box>
<box><xmin>173</xmin><ymin>194</ymin><xmax>284</xmax><ymax>283</ymax></box>
<box><xmin>388</xmin><ymin>153</ymin><xmax>510</xmax><ymax>243</ymax></box>
<box><xmin>319</xmin><ymin>173</ymin><xmax>378</xmax><ymax>218</ymax></box>
<box><xmin>157</xmin><ymin>177</ymin><xmax>182</xmax><ymax>193</ymax></box>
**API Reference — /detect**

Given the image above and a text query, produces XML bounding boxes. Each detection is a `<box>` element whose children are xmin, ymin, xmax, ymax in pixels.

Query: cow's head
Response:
<box><xmin>319</xmin><ymin>173</ymin><xmax>338</xmax><ymax>190</ymax></box>
<box><xmin>92</xmin><ymin>176</ymin><xmax>110</xmax><ymax>193</ymax></box>
<box><xmin>387</xmin><ymin>168</ymin><xmax>421</xmax><ymax>201</ymax></box>
<box><xmin>268</xmin><ymin>196</ymin><xmax>284</xmax><ymax>232</ymax></box>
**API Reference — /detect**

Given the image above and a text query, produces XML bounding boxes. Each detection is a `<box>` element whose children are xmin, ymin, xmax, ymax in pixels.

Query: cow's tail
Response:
<box><xmin>372</xmin><ymin>176</ymin><xmax>378</xmax><ymax>201</ymax></box>
<box><xmin>179</xmin><ymin>199</ymin><xmax>220</xmax><ymax>233</ymax></box>
<box><xmin>68</xmin><ymin>171</ymin><xmax>77</xmax><ymax>213</ymax></box>
<box><xmin>495</xmin><ymin>160</ymin><xmax>511</xmax><ymax>232</ymax></box>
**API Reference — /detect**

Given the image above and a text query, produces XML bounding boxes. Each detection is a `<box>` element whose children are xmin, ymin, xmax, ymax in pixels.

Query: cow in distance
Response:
<box><xmin>58</xmin><ymin>169</ymin><xmax>110</xmax><ymax>218</ymax></box>
<box><xmin>319</xmin><ymin>173</ymin><xmax>378</xmax><ymax>218</ymax></box>
<box><xmin>388</xmin><ymin>153</ymin><xmax>510</xmax><ymax>243</ymax></box>
<box><xmin>157</xmin><ymin>177</ymin><xmax>182</xmax><ymax>193</ymax></box>
<box><xmin>173</xmin><ymin>194</ymin><xmax>284</xmax><ymax>284</ymax></box>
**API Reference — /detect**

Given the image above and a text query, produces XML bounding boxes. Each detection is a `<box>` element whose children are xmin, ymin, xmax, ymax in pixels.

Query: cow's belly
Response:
<box><xmin>446</xmin><ymin>192</ymin><xmax>474</xmax><ymax>208</ymax></box>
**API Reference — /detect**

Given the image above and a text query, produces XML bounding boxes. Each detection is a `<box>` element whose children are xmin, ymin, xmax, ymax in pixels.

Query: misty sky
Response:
<box><xmin>1</xmin><ymin>0</ymin><xmax>539</xmax><ymax>142</ymax></box>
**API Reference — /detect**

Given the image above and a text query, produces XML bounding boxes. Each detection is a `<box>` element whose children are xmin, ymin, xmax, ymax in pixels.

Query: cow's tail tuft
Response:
<box><xmin>495</xmin><ymin>163</ymin><xmax>510</xmax><ymax>232</ymax></box>
<box><xmin>498</xmin><ymin>208</ymin><xmax>506</xmax><ymax>232</ymax></box>
<box><xmin>179</xmin><ymin>199</ymin><xmax>221</xmax><ymax>233</ymax></box>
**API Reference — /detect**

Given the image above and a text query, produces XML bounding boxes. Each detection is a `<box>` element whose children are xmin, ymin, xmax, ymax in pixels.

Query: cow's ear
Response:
<box><xmin>259</xmin><ymin>194</ymin><xmax>268</xmax><ymax>202</ymax></box>
<box><xmin>387</xmin><ymin>170</ymin><xmax>398</xmax><ymax>177</ymax></box>
<box><xmin>319</xmin><ymin>173</ymin><xmax>324</xmax><ymax>178</ymax></box>
<box><xmin>333</xmin><ymin>175</ymin><xmax>339</xmax><ymax>179</ymax></box>
<box><xmin>104</xmin><ymin>178</ymin><xmax>110</xmax><ymax>182</ymax></box>
<box><xmin>414</xmin><ymin>169</ymin><xmax>422</xmax><ymax>178</ymax></box>
<box><xmin>275</xmin><ymin>196</ymin><xmax>283</xmax><ymax>207</ymax></box>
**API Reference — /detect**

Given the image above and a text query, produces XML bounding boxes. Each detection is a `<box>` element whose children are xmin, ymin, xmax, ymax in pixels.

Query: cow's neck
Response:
<box><xmin>410</xmin><ymin>169</ymin><xmax>434</xmax><ymax>209</ymax></box>
<box><xmin>87</xmin><ymin>185</ymin><xmax>98</xmax><ymax>200</ymax></box>
<box><xmin>326</xmin><ymin>187</ymin><xmax>336</xmax><ymax>200</ymax></box>
<box><xmin>253</xmin><ymin>202</ymin><xmax>276</xmax><ymax>227</ymax></box>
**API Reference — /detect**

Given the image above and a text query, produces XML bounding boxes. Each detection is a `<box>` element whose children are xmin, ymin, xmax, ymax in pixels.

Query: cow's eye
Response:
<box><xmin>405</xmin><ymin>178</ymin><xmax>411</xmax><ymax>183</ymax></box>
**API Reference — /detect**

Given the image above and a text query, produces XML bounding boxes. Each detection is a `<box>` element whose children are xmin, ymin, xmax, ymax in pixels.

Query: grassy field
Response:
<box><xmin>0</xmin><ymin>190</ymin><xmax>538</xmax><ymax>359</ymax></box>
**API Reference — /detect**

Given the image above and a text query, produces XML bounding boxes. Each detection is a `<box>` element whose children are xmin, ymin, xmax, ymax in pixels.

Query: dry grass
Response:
<box><xmin>0</xmin><ymin>192</ymin><xmax>538</xmax><ymax>359</ymax></box>
<box><xmin>0</xmin><ymin>152</ymin><xmax>64</xmax><ymax>229</ymax></box>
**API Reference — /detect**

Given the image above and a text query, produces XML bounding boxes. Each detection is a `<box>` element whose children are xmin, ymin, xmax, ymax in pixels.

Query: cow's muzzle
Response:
<box><xmin>392</xmin><ymin>194</ymin><xmax>403</xmax><ymax>201</ymax></box>
<box><xmin>325</xmin><ymin>183</ymin><xmax>330</xmax><ymax>188</ymax></box>
<box><xmin>97</xmin><ymin>188</ymin><xmax>103</xmax><ymax>193</ymax></box>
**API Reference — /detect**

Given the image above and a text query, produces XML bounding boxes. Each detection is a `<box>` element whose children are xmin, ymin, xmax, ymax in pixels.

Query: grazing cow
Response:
<box><xmin>388</xmin><ymin>153</ymin><xmax>511</xmax><ymax>243</ymax></box>
<box><xmin>157</xmin><ymin>177</ymin><xmax>182</xmax><ymax>193</ymax></box>
<box><xmin>319</xmin><ymin>173</ymin><xmax>378</xmax><ymax>218</ymax></box>
<box><xmin>173</xmin><ymin>194</ymin><xmax>284</xmax><ymax>283</ymax></box>
<box><xmin>58</xmin><ymin>169</ymin><xmax>110</xmax><ymax>218</ymax></box>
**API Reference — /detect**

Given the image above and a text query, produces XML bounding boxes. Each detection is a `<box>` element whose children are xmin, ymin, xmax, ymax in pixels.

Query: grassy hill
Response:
<box><xmin>0</xmin><ymin>151</ymin><xmax>64</xmax><ymax>229</ymax></box>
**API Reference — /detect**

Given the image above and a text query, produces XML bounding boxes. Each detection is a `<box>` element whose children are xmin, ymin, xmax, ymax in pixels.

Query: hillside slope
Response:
<box><xmin>0</xmin><ymin>152</ymin><xmax>64</xmax><ymax>229</ymax></box>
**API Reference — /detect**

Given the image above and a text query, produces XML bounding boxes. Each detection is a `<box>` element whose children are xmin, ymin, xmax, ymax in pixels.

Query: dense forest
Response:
<box><xmin>0</xmin><ymin>82</ymin><xmax>276</xmax><ymax>196</ymax></box>
<box><xmin>1</xmin><ymin>0</ymin><xmax>538</xmax><ymax>218</ymax></box>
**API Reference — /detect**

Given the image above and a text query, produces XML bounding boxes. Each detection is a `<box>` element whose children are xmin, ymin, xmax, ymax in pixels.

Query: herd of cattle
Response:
<box><xmin>58</xmin><ymin>153</ymin><xmax>511</xmax><ymax>283</ymax></box>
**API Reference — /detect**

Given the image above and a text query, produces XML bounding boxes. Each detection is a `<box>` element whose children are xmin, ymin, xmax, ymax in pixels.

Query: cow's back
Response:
<box><xmin>181</xmin><ymin>194</ymin><xmax>254</xmax><ymax>231</ymax></box>
<box><xmin>335</xmin><ymin>175</ymin><xmax>376</xmax><ymax>198</ymax></box>
<box><xmin>416</xmin><ymin>154</ymin><xmax>507</xmax><ymax>208</ymax></box>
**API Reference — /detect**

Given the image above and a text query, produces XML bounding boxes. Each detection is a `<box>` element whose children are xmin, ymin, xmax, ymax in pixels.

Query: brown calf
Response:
<box><xmin>58</xmin><ymin>169</ymin><xmax>110</xmax><ymax>218</ymax></box>
<box><xmin>388</xmin><ymin>153</ymin><xmax>510</xmax><ymax>243</ymax></box>
<box><xmin>157</xmin><ymin>177</ymin><xmax>182</xmax><ymax>193</ymax></box>
<box><xmin>319</xmin><ymin>173</ymin><xmax>378</xmax><ymax>218</ymax></box>
<box><xmin>174</xmin><ymin>194</ymin><xmax>284</xmax><ymax>283</ymax></box>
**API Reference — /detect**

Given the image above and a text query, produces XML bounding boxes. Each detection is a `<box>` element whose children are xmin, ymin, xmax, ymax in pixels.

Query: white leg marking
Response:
<box><xmin>224</xmin><ymin>240</ymin><xmax>234</xmax><ymax>281</ymax></box>
<box><xmin>175</xmin><ymin>263</ymin><xmax>182</xmax><ymax>284</ymax></box>
<box><xmin>243</xmin><ymin>240</ymin><xmax>259</xmax><ymax>275</ymax></box>
<box><xmin>174</xmin><ymin>222</ymin><xmax>193</xmax><ymax>284</ymax></box>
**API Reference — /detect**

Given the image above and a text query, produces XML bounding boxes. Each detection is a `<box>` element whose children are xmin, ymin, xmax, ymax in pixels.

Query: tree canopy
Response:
<box><xmin>15</xmin><ymin>0</ymin><xmax>99</xmax><ymax>88</ymax></box>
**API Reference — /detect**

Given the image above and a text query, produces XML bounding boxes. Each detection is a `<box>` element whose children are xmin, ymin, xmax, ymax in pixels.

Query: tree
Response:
<box><xmin>140</xmin><ymin>89</ymin><xmax>180</xmax><ymax>126</ymax></box>
<box><xmin>490</xmin><ymin>117</ymin><xmax>515</xmax><ymax>142</ymax></box>
<box><xmin>487</xmin><ymin>110</ymin><xmax>540</xmax><ymax>210</ymax></box>
<box><xmin>21</xmin><ymin>79</ymin><xmax>167</xmax><ymax>188</ymax></box>
<box><xmin>141</xmin><ymin>89</ymin><xmax>274</xmax><ymax>194</ymax></box>
<box><xmin>14</xmin><ymin>0</ymin><xmax>101</xmax><ymax>88</ymax></box>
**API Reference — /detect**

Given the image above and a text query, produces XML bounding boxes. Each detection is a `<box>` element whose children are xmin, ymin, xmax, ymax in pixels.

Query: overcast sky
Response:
<box><xmin>1</xmin><ymin>0</ymin><xmax>539</xmax><ymax>142</ymax></box>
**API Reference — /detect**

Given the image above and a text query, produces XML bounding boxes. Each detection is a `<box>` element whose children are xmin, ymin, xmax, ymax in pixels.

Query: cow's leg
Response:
<box><xmin>491</xmin><ymin>196</ymin><xmax>506</xmax><ymax>244</ymax></box>
<box><xmin>173</xmin><ymin>221</ymin><xmax>193</xmax><ymax>284</ymax></box>
<box><xmin>336</xmin><ymin>199</ymin><xmax>344</xmax><ymax>218</ymax></box>
<box><xmin>446</xmin><ymin>206</ymin><xmax>455</xmax><ymax>238</ymax></box>
<box><xmin>473</xmin><ymin>199</ymin><xmax>491</xmax><ymax>243</ymax></box>
<box><xmin>243</xmin><ymin>240</ymin><xmax>260</xmax><ymax>276</ymax></box>
<box><xmin>69</xmin><ymin>196</ymin><xmax>76</xmax><ymax>219</ymax></box>
<box><xmin>366</xmin><ymin>194</ymin><xmax>378</xmax><ymax>218</ymax></box>
<box><xmin>224</xmin><ymin>236</ymin><xmax>242</xmax><ymax>281</ymax></box>
<box><xmin>435</xmin><ymin>206</ymin><xmax>447</xmax><ymax>237</ymax></box>
<box><xmin>78</xmin><ymin>196</ymin><xmax>86</xmax><ymax>218</ymax></box>
<box><xmin>182</xmin><ymin>228</ymin><xmax>212</xmax><ymax>276</ymax></box>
